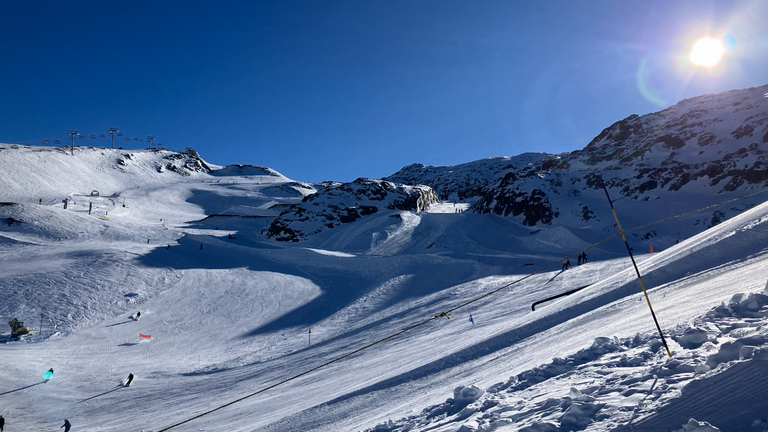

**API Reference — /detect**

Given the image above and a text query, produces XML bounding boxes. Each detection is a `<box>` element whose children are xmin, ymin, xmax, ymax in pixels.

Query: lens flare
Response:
<box><xmin>690</xmin><ymin>38</ymin><xmax>724</xmax><ymax>66</ymax></box>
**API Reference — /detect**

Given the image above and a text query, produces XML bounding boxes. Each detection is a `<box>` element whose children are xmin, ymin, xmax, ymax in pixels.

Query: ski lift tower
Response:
<box><xmin>146</xmin><ymin>136</ymin><xmax>155</xmax><ymax>149</ymax></box>
<box><xmin>108</xmin><ymin>128</ymin><xmax>119</xmax><ymax>149</ymax></box>
<box><xmin>67</xmin><ymin>130</ymin><xmax>79</xmax><ymax>156</ymax></box>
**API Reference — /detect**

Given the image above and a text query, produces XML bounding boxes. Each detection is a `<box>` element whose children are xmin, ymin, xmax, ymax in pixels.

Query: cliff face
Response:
<box><xmin>385</xmin><ymin>84</ymin><xmax>768</xmax><ymax>227</ymax></box>
<box><xmin>267</xmin><ymin>178</ymin><xmax>440</xmax><ymax>242</ymax></box>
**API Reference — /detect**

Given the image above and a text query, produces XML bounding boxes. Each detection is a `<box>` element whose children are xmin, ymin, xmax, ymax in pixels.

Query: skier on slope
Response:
<box><xmin>125</xmin><ymin>373</ymin><xmax>134</xmax><ymax>387</ymax></box>
<box><xmin>0</xmin><ymin>414</ymin><xmax>5</xmax><ymax>431</ymax></box>
<box><xmin>577</xmin><ymin>253</ymin><xmax>582</xmax><ymax>265</ymax></box>
<box><xmin>581</xmin><ymin>251</ymin><xmax>588</xmax><ymax>263</ymax></box>
<box><xmin>61</xmin><ymin>419</ymin><xmax>71</xmax><ymax>432</ymax></box>
<box><xmin>562</xmin><ymin>257</ymin><xmax>570</xmax><ymax>271</ymax></box>
<box><xmin>135</xmin><ymin>311</ymin><xmax>141</xmax><ymax>321</ymax></box>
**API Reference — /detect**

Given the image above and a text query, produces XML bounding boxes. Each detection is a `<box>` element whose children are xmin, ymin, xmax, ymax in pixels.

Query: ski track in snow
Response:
<box><xmin>1</xmin><ymin>145</ymin><xmax>768</xmax><ymax>432</ymax></box>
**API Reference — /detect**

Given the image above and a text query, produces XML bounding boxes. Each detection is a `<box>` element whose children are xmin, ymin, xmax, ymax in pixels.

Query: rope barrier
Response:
<box><xmin>156</xmin><ymin>186</ymin><xmax>768</xmax><ymax>431</ymax></box>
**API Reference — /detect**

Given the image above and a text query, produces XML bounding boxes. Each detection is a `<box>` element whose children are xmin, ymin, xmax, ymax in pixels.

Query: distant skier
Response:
<box><xmin>125</xmin><ymin>373</ymin><xmax>134</xmax><ymax>387</ymax></box>
<box><xmin>577</xmin><ymin>253</ymin><xmax>582</xmax><ymax>265</ymax></box>
<box><xmin>61</xmin><ymin>419</ymin><xmax>71</xmax><ymax>432</ymax></box>
<box><xmin>0</xmin><ymin>414</ymin><xmax>5</xmax><ymax>431</ymax></box>
<box><xmin>43</xmin><ymin>368</ymin><xmax>54</xmax><ymax>382</ymax></box>
<box><xmin>581</xmin><ymin>251</ymin><xmax>588</xmax><ymax>263</ymax></box>
<box><xmin>134</xmin><ymin>311</ymin><xmax>141</xmax><ymax>321</ymax></box>
<box><xmin>562</xmin><ymin>257</ymin><xmax>570</xmax><ymax>271</ymax></box>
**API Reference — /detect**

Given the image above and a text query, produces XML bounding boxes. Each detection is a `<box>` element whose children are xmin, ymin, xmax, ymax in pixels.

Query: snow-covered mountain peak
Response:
<box><xmin>0</xmin><ymin>144</ymin><xmax>211</xmax><ymax>202</ymax></box>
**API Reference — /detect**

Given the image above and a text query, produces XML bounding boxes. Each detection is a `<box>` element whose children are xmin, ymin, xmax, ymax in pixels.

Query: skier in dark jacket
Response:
<box><xmin>1</xmin><ymin>414</ymin><xmax>5</xmax><ymax>431</ymax></box>
<box><xmin>126</xmin><ymin>373</ymin><xmax>134</xmax><ymax>387</ymax></box>
<box><xmin>581</xmin><ymin>251</ymin><xmax>588</xmax><ymax>263</ymax></box>
<box><xmin>61</xmin><ymin>419</ymin><xmax>71</xmax><ymax>432</ymax></box>
<box><xmin>562</xmin><ymin>257</ymin><xmax>570</xmax><ymax>271</ymax></box>
<box><xmin>135</xmin><ymin>311</ymin><xmax>141</xmax><ymax>320</ymax></box>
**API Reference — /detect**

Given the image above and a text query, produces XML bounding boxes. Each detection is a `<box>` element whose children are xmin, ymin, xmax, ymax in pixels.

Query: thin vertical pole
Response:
<box><xmin>308</xmin><ymin>329</ymin><xmax>311</xmax><ymax>347</ymax></box>
<box><xmin>68</xmin><ymin>131</ymin><xmax>79</xmax><ymax>155</ymax></box>
<box><xmin>40</xmin><ymin>313</ymin><xmax>44</xmax><ymax>337</ymax></box>
<box><xmin>603</xmin><ymin>186</ymin><xmax>672</xmax><ymax>358</ymax></box>
<box><xmin>109</xmin><ymin>128</ymin><xmax>119</xmax><ymax>149</ymax></box>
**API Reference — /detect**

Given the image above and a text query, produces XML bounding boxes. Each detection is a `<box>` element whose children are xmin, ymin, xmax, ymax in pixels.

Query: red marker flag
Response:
<box><xmin>140</xmin><ymin>333</ymin><xmax>151</xmax><ymax>339</ymax></box>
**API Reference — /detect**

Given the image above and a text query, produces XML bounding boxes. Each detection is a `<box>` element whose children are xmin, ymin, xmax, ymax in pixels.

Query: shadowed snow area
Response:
<box><xmin>2</xmin><ymin>144</ymin><xmax>768</xmax><ymax>432</ymax></box>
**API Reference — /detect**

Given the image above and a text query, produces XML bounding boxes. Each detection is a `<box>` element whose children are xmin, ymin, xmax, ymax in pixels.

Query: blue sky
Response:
<box><xmin>1</xmin><ymin>1</ymin><xmax>766</xmax><ymax>182</ymax></box>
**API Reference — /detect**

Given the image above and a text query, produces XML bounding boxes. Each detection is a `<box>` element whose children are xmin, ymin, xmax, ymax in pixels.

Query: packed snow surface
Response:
<box><xmin>1</xmin><ymin>144</ymin><xmax>768</xmax><ymax>432</ymax></box>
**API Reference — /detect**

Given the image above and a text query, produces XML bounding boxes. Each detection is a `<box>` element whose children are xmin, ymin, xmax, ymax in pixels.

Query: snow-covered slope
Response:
<box><xmin>2</xmin><ymin>84</ymin><xmax>768</xmax><ymax>432</ymax></box>
<box><xmin>385</xmin><ymin>84</ymin><xmax>768</xmax><ymax>252</ymax></box>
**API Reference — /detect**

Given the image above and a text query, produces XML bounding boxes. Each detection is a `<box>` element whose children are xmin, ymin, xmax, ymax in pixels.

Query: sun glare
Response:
<box><xmin>690</xmin><ymin>38</ymin><xmax>724</xmax><ymax>66</ymax></box>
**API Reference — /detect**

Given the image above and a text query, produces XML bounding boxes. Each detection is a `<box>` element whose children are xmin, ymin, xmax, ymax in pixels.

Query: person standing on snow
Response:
<box><xmin>135</xmin><ymin>311</ymin><xmax>141</xmax><ymax>321</ymax></box>
<box><xmin>577</xmin><ymin>253</ymin><xmax>582</xmax><ymax>265</ymax></box>
<box><xmin>125</xmin><ymin>373</ymin><xmax>134</xmax><ymax>387</ymax></box>
<box><xmin>562</xmin><ymin>257</ymin><xmax>570</xmax><ymax>271</ymax></box>
<box><xmin>1</xmin><ymin>414</ymin><xmax>5</xmax><ymax>431</ymax></box>
<box><xmin>61</xmin><ymin>419</ymin><xmax>71</xmax><ymax>432</ymax></box>
<box><xmin>581</xmin><ymin>251</ymin><xmax>588</xmax><ymax>263</ymax></box>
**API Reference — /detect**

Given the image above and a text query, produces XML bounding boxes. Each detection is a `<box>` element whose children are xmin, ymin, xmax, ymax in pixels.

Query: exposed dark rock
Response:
<box><xmin>267</xmin><ymin>178</ymin><xmax>439</xmax><ymax>241</ymax></box>
<box><xmin>382</xmin><ymin>84</ymin><xmax>768</xmax><ymax>228</ymax></box>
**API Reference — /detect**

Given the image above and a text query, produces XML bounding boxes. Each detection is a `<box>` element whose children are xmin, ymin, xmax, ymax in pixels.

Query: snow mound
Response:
<box><xmin>210</xmin><ymin>164</ymin><xmax>283</xmax><ymax>177</ymax></box>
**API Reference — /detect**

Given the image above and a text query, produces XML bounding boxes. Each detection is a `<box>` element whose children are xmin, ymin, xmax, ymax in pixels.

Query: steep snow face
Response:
<box><xmin>385</xmin><ymin>84</ymin><xmax>768</xmax><ymax>234</ymax></box>
<box><xmin>0</xmin><ymin>145</ymin><xmax>212</xmax><ymax>202</ymax></box>
<box><xmin>266</xmin><ymin>178</ymin><xmax>440</xmax><ymax>242</ymax></box>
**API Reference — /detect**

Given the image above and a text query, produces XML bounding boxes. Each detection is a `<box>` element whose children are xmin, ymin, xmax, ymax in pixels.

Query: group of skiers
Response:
<box><xmin>19</xmin><ymin>368</ymin><xmax>136</xmax><ymax>430</ymax></box>
<box><xmin>0</xmin><ymin>416</ymin><xmax>68</xmax><ymax>431</ymax></box>
<box><xmin>562</xmin><ymin>251</ymin><xmax>588</xmax><ymax>270</ymax></box>
<box><xmin>16</xmin><ymin>312</ymin><xmax>144</xmax><ymax>430</ymax></box>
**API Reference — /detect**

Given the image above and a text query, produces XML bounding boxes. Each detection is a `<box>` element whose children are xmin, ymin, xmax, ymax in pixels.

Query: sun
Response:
<box><xmin>690</xmin><ymin>38</ymin><xmax>724</xmax><ymax>66</ymax></box>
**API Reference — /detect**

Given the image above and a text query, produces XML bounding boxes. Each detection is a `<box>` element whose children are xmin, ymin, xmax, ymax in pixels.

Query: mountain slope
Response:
<box><xmin>385</xmin><ymin>84</ymin><xmax>768</xmax><ymax>249</ymax></box>
<box><xmin>2</xmin><ymin>85</ymin><xmax>768</xmax><ymax>432</ymax></box>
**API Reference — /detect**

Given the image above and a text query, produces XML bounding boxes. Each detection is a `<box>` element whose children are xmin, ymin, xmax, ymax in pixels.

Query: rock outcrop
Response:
<box><xmin>385</xmin><ymin>84</ymin><xmax>768</xmax><ymax>227</ymax></box>
<box><xmin>267</xmin><ymin>178</ymin><xmax>439</xmax><ymax>241</ymax></box>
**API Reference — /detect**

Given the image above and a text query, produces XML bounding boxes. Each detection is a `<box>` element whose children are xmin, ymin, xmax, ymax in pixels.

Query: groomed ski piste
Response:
<box><xmin>1</xmin><ymin>144</ymin><xmax>768</xmax><ymax>432</ymax></box>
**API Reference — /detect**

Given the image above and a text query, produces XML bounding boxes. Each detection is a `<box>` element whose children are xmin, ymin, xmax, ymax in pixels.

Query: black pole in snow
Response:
<box><xmin>603</xmin><ymin>186</ymin><xmax>672</xmax><ymax>358</ymax></box>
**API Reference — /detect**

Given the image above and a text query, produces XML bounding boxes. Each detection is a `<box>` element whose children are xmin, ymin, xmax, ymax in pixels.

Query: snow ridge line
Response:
<box><xmin>154</xmin><ymin>189</ymin><xmax>767</xmax><ymax>431</ymax></box>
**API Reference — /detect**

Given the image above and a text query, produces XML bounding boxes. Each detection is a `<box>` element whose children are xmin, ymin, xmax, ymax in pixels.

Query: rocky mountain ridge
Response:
<box><xmin>385</xmin><ymin>84</ymin><xmax>768</xmax><ymax>235</ymax></box>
